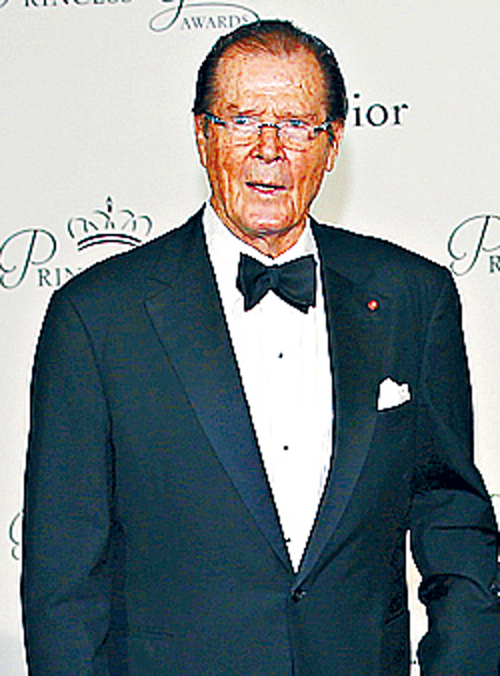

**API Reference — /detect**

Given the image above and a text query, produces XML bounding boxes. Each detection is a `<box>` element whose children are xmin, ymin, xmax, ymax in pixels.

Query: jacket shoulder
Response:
<box><xmin>312</xmin><ymin>220</ymin><xmax>453</xmax><ymax>292</ymax></box>
<box><xmin>53</xmin><ymin>209</ymin><xmax>203</xmax><ymax>307</ymax></box>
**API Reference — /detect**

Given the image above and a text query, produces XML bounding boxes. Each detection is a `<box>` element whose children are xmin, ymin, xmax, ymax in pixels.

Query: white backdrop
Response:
<box><xmin>1</xmin><ymin>1</ymin><xmax>499</xmax><ymax>672</ymax></box>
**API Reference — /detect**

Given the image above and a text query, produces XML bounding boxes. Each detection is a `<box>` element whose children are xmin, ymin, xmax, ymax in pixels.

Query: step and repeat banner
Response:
<box><xmin>1</xmin><ymin>1</ymin><xmax>499</xmax><ymax>672</ymax></box>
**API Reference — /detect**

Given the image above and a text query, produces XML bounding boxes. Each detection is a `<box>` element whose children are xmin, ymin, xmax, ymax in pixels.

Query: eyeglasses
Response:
<box><xmin>203</xmin><ymin>112</ymin><xmax>332</xmax><ymax>151</ymax></box>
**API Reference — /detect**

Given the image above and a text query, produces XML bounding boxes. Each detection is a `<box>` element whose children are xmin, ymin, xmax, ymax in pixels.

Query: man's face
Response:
<box><xmin>195</xmin><ymin>47</ymin><xmax>343</xmax><ymax>255</ymax></box>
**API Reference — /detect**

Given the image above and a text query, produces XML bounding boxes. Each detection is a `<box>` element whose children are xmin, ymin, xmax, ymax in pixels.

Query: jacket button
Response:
<box><xmin>489</xmin><ymin>581</ymin><xmax>500</xmax><ymax>596</ymax></box>
<box><xmin>291</xmin><ymin>588</ymin><xmax>307</xmax><ymax>602</ymax></box>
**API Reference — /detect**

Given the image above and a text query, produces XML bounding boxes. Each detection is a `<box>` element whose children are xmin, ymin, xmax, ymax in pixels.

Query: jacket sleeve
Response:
<box><xmin>22</xmin><ymin>290</ymin><xmax>113</xmax><ymax>675</ymax></box>
<box><xmin>410</xmin><ymin>270</ymin><xmax>500</xmax><ymax>675</ymax></box>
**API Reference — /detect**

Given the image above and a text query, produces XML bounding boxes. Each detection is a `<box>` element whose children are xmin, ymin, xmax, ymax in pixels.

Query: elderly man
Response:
<box><xmin>22</xmin><ymin>19</ymin><xmax>499</xmax><ymax>675</ymax></box>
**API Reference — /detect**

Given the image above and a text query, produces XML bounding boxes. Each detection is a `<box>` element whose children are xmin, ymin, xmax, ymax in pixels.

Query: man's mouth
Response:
<box><xmin>246</xmin><ymin>181</ymin><xmax>286</xmax><ymax>193</ymax></box>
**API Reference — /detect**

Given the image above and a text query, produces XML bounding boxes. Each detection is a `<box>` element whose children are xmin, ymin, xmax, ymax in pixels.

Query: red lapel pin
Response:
<box><xmin>367</xmin><ymin>299</ymin><xmax>379</xmax><ymax>312</ymax></box>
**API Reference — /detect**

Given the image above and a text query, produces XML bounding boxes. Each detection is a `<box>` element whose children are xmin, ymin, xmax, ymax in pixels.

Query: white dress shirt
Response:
<box><xmin>203</xmin><ymin>204</ymin><xmax>333</xmax><ymax>571</ymax></box>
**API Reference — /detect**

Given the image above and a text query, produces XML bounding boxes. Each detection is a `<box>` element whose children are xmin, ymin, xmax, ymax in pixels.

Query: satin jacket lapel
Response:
<box><xmin>144</xmin><ymin>212</ymin><xmax>289</xmax><ymax>569</ymax></box>
<box><xmin>298</xmin><ymin>223</ymin><xmax>392</xmax><ymax>582</ymax></box>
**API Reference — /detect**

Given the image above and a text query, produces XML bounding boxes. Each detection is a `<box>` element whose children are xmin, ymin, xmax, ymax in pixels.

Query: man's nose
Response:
<box><xmin>254</xmin><ymin>124</ymin><xmax>285</xmax><ymax>162</ymax></box>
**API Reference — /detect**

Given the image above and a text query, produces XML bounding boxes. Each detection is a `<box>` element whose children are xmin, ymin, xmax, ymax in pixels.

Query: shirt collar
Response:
<box><xmin>203</xmin><ymin>202</ymin><xmax>319</xmax><ymax>311</ymax></box>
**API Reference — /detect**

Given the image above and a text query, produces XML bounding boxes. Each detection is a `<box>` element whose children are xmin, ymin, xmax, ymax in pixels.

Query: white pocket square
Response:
<box><xmin>377</xmin><ymin>377</ymin><xmax>411</xmax><ymax>411</ymax></box>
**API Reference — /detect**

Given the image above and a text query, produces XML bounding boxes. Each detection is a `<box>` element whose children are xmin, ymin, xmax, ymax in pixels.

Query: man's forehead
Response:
<box><xmin>214</xmin><ymin>45</ymin><xmax>322</xmax><ymax>80</ymax></box>
<box><xmin>212</xmin><ymin>47</ymin><xmax>328</xmax><ymax>113</ymax></box>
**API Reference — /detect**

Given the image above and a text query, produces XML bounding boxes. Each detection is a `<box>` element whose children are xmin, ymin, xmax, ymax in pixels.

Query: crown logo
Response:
<box><xmin>9</xmin><ymin>511</ymin><xmax>21</xmax><ymax>561</ymax></box>
<box><xmin>67</xmin><ymin>196</ymin><xmax>153</xmax><ymax>251</ymax></box>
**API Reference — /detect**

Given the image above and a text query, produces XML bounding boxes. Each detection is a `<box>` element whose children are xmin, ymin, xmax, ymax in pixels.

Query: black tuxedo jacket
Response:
<box><xmin>22</xmin><ymin>209</ymin><xmax>499</xmax><ymax>675</ymax></box>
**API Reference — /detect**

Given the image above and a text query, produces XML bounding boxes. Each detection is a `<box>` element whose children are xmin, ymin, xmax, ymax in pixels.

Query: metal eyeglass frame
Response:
<box><xmin>202</xmin><ymin>111</ymin><xmax>332</xmax><ymax>149</ymax></box>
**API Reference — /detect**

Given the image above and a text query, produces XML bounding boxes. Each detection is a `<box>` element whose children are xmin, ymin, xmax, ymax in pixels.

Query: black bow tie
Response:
<box><xmin>236</xmin><ymin>253</ymin><xmax>317</xmax><ymax>313</ymax></box>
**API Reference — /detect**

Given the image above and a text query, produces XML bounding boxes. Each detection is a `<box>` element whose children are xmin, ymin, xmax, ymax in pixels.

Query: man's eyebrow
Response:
<box><xmin>224</xmin><ymin>104</ymin><xmax>261</xmax><ymax>115</ymax></box>
<box><xmin>222</xmin><ymin>104</ymin><xmax>320</xmax><ymax>121</ymax></box>
<box><xmin>281</xmin><ymin>112</ymin><xmax>319</xmax><ymax>122</ymax></box>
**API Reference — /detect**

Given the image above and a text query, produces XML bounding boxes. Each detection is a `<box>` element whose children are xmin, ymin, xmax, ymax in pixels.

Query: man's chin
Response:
<box><xmin>240</xmin><ymin>216</ymin><xmax>301</xmax><ymax>239</ymax></box>
<box><xmin>235</xmin><ymin>206</ymin><xmax>302</xmax><ymax>236</ymax></box>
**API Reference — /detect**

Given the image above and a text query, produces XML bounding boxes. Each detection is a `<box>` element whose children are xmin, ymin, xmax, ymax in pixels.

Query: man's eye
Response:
<box><xmin>285</xmin><ymin>119</ymin><xmax>308</xmax><ymax>129</ymax></box>
<box><xmin>232</xmin><ymin>116</ymin><xmax>254</xmax><ymax>127</ymax></box>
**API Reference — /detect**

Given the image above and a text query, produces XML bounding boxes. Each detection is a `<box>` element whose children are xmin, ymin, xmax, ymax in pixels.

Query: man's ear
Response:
<box><xmin>194</xmin><ymin>115</ymin><xmax>208</xmax><ymax>168</ymax></box>
<box><xmin>326</xmin><ymin>121</ymin><xmax>344</xmax><ymax>172</ymax></box>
